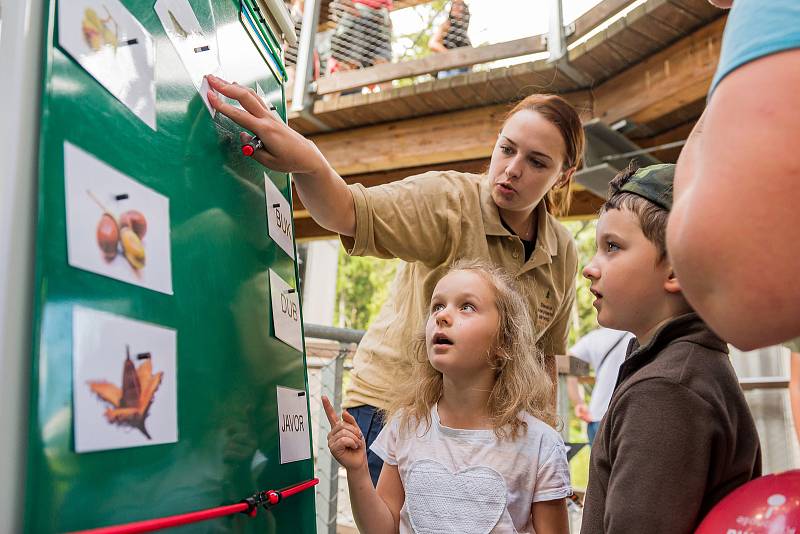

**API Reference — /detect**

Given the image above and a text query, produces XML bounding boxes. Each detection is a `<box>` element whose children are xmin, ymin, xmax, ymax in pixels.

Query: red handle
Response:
<box><xmin>280</xmin><ymin>477</ymin><xmax>319</xmax><ymax>498</ymax></box>
<box><xmin>70</xmin><ymin>503</ymin><xmax>250</xmax><ymax>534</ymax></box>
<box><xmin>267</xmin><ymin>477</ymin><xmax>320</xmax><ymax>504</ymax></box>
<box><xmin>69</xmin><ymin>478</ymin><xmax>319</xmax><ymax>534</ymax></box>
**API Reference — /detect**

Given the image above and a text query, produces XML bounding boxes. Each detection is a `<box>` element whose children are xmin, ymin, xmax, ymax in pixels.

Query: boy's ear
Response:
<box><xmin>664</xmin><ymin>268</ymin><xmax>683</xmax><ymax>294</ymax></box>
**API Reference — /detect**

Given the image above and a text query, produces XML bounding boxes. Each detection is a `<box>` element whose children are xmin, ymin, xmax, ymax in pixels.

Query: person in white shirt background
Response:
<box><xmin>566</xmin><ymin>328</ymin><xmax>634</xmax><ymax>445</ymax></box>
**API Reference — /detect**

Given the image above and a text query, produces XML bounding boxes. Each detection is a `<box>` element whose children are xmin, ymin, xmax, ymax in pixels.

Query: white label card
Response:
<box><xmin>269</xmin><ymin>269</ymin><xmax>303</xmax><ymax>352</ymax></box>
<box><xmin>276</xmin><ymin>386</ymin><xmax>311</xmax><ymax>464</ymax></box>
<box><xmin>73</xmin><ymin>307</ymin><xmax>178</xmax><ymax>453</ymax></box>
<box><xmin>154</xmin><ymin>0</ymin><xmax>221</xmax><ymax>117</ymax></box>
<box><xmin>264</xmin><ymin>175</ymin><xmax>295</xmax><ymax>259</ymax></box>
<box><xmin>64</xmin><ymin>142</ymin><xmax>173</xmax><ymax>295</ymax></box>
<box><xmin>58</xmin><ymin>0</ymin><xmax>157</xmax><ymax>129</ymax></box>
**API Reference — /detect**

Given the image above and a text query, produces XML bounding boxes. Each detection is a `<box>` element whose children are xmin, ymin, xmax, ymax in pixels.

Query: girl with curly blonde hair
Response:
<box><xmin>323</xmin><ymin>260</ymin><xmax>571</xmax><ymax>534</ymax></box>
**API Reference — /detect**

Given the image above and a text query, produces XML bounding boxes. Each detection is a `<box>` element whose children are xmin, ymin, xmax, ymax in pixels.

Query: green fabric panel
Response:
<box><xmin>24</xmin><ymin>1</ymin><xmax>316</xmax><ymax>532</ymax></box>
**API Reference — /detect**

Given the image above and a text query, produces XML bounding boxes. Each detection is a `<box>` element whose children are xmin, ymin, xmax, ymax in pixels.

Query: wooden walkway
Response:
<box><xmin>290</xmin><ymin>0</ymin><xmax>726</xmax><ymax>239</ymax></box>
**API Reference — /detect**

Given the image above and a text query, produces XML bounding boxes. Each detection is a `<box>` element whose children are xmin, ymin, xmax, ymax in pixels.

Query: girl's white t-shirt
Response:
<box><xmin>370</xmin><ymin>405</ymin><xmax>571</xmax><ymax>534</ymax></box>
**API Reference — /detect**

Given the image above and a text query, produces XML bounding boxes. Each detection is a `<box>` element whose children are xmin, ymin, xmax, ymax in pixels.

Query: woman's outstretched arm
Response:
<box><xmin>206</xmin><ymin>75</ymin><xmax>356</xmax><ymax>237</ymax></box>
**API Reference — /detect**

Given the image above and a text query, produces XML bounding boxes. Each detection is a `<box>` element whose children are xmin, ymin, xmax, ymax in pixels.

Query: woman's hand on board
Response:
<box><xmin>205</xmin><ymin>74</ymin><xmax>329</xmax><ymax>177</ymax></box>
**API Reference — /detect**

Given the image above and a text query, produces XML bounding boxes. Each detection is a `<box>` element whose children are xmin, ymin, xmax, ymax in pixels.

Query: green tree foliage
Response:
<box><xmin>564</xmin><ymin>219</ymin><xmax>600</xmax><ymax>347</ymax></box>
<box><xmin>332</xmin><ymin>220</ymin><xmax>600</xmax><ymax>336</ymax></box>
<box><xmin>391</xmin><ymin>0</ymin><xmax>449</xmax><ymax>87</ymax></box>
<box><xmin>563</xmin><ymin>218</ymin><xmax>600</xmax><ymax>489</ymax></box>
<box><xmin>334</xmin><ymin>253</ymin><xmax>399</xmax><ymax>330</ymax></box>
<box><xmin>394</xmin><ymin>0</ymin><xmax>449</xmax><ymax>62</ymax></box>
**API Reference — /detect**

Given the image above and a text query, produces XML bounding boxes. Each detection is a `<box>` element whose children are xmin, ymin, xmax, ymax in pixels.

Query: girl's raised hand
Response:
<box><xmin>205</xmin><ymin>74</ymin><xmax>329</xmax><ymax>176</ymax></box>
<box><xmin>322</xmin><ymin>395</ymin><xmax>368</xmax><ymax>472</ymax></box>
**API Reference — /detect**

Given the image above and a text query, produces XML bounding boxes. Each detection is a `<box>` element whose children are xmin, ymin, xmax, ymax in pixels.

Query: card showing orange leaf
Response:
<box><xmin>88</xmin><ymin>353</ymin><xmax>163</xmax><ymax>440</ymax></box>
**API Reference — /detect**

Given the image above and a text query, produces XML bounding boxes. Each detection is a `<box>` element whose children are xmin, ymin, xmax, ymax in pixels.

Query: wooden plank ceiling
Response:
<box><xmin>291</xmin><ymin>0</ymin><xmax>722</xmax><ymax>135</ymax></box>
<box><xmin>289</xmin><ymin>0</ymin><xmax>727</xmax><ymax>239</ymax></box>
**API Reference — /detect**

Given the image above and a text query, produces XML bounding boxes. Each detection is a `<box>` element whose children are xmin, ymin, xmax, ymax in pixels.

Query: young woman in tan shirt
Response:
<box><xmin>206</xmin><ymin>75</ymin><xmax>583</xmax><ymax>486</ymax></box>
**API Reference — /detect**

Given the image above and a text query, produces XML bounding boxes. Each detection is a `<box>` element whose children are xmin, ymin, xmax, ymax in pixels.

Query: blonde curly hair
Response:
<box><xmin>383</xmin><ymin>259</ymin><xmax>556</xmax><ymax>439</ymax></box>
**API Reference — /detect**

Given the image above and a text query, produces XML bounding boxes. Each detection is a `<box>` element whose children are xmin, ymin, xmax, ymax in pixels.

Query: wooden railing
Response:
<box><xmin>313</xmin><ymin>0</ymin><xmax>637</xmax><ymax>96</ymax></box>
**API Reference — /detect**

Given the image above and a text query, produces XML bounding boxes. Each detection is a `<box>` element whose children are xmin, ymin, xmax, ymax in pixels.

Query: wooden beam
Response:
<box><xmin>310</xmin><ymin>91</ymin><xmax>592</xmax><ymax>176</ymax></box>
<box><xmin>315</xmin><ymin>0</ymin><xmax>643</xmax><ymax>94</ymax></box>
<box><xmin>636</xmin><ymin>97</ymin><xmax>705</xmax><ymax>138</ymax></box>
<box><xmin>311</xmin><ymin>104</ymin><xmax>507</xmax><ymax>175</ymax></box>
<box><xmin>315</xmin><ymin>35</ymin><xmax>547</xmax><ymax>95</ymax></box>
<box><xmin>567</xmin><ymin>0</ymin><xmax>637</xmax><ymax>44</ymax></box>
<box><xmin>295</xmin><ymin>0</ymin><xmax>723</xmax><ymax>135</ymax></box>
<box><xmin>592</xmin><ymin>15</ymin><xmax>725</xmax><ymax>126</ymax></box>
<box><xmin>634</xmin><ymin>120</ymin><xmax>696</xmax><ymax>163</ymax></box>
<box><xmin>292</xmin><ymin>60</ymin><xmax>583</xmax><ymax>135</ymax></box>
<box><xmin>305</xmin><ymin>17</ymin><xmax>722</xmax><ymax>181</ymax></box>
<box><xmin>292</xmin><ymin>158</ymin><xmax>489</xmax><ymax>213</ymax></box>
<box><xmin>295</xmin><ymin>188</ymin><xmax>604</xmax><ymax>240</ymax></box>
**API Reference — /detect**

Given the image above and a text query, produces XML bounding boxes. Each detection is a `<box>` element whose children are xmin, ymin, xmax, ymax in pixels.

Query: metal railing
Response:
<box><xmin>305</xmin><ymin>323</ymin><xmax>363</xmax><ymax>534</ymax></box>
<box><xmin>287</xmin><ymin>0</ymin><xmax>642</xmax><ymax>114</ymax></box>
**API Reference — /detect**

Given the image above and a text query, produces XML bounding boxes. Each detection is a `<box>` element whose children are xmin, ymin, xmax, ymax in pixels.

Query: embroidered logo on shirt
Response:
<box><xmin>536</xmin><ymin>301</ymin><xmax>555</xmax><ymax>330</ymax></box>
<box><xmin>405</xmin><ymin>459</ymin><xmax>508</xmax><ymax>533</ymax></box>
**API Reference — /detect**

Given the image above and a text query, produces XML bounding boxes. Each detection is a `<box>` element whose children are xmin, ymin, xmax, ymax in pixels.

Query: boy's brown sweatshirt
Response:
<box><xmin>580</xmin><ymin>313</ymin><xmax>761</xmax><ymax>534</ymax></box>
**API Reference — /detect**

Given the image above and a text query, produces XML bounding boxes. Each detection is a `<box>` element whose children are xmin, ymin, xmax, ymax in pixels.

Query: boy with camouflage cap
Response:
<box><xmin>580</xmin><ymin>164</ymin><xmax>761</xmax><ymax>533</ymax></box>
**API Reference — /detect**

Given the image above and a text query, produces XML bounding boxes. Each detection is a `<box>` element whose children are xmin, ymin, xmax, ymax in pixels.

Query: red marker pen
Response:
<box><xmin>242</xmin><ymin>137</ymin><xmax>263</xmax><ymax>157</ymax></box>
<box><xmin>242</xmin><ymin>104</ymin><xmax>277</xmax><ymax>157</ymax></box>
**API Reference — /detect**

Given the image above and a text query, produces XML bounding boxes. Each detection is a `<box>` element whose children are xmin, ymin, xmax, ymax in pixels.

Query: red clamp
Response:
<box><xmin>241</xmin><ymin>478</ymin><xmax>319</xmax><ymax>515</ymax></box>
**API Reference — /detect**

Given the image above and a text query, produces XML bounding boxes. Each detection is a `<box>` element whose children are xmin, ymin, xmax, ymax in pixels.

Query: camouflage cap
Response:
<box><xmin>618</xmin><ymin>163</ymin><xmax>675</xmax><ymax>211</ymax></box>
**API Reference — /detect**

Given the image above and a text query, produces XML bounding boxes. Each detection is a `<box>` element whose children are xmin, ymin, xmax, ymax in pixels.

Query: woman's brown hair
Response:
<box><xmin>504</xmin><ymin>94</ymin><xmax>585</xmax><ymax>217</ymax></box>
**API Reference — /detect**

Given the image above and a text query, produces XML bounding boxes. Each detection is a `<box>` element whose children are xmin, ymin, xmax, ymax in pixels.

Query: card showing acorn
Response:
<box><xmin>73</xmin><ymin>307</ymin><xmax>178</xmax><ymax>453</ymax></box>
<box><xmin>64</xmin><ymin>142</ymin><xmax>173</xmax><ymax>295</ymax></box>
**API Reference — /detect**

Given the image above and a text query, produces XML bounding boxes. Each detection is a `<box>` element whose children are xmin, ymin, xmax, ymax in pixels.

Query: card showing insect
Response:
<box><xmin>58</xmin><ymin>0</ymin><xmax>157</xmax><ymax>129</ymax></box>
<box><xmin>154</xmin><ymin>0</ymin><xmax>221</xmax><ymax>117</ymax></box>
<box><xmin>73</xmin><ymin>307</ymin><xmax>178</xmax><ymax>453</ymax></box>
<box><xmin>64</xmin><ymin>141</ymin><xmax>173</xmax><ymax>294</ymax></box>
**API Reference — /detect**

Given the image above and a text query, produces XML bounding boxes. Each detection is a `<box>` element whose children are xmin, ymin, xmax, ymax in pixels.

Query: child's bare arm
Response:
<box><xmin>322</xmin><ymin>396</ymin><xmax>398</xmax><ymax>533</ymax></box>
<box><xmin>346</xmin><ymin>463</ymin><xmax>404</xmax><ymax>534</ymax></box>
<box><xmin>428</xmin><ymin>20</ymin><xmax>449</xmax><ymax>53</ymax></box>
<box><xmin>376</xmin><ymin>465</ymin><xmax>404</xmax><ymax>529</ymax></box>
<box><xmin>531</xmin><ymin>498</ymin><xmax>569</xmax><ymax>534</ymax></box>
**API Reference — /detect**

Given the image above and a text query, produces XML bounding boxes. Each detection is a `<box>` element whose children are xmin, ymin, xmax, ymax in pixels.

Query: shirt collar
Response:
<box><xmin>615</xmin><ymin>312</ymin><xmax>728</xmax><ymax>389</ymax></box>
<box><xmin>479</xmin><ymin>176</ymin><xmax>559</xmax><ymax>257</ymax></box>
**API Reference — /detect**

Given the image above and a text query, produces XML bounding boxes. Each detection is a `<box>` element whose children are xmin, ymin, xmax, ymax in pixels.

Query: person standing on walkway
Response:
<box><xmin>566</xmin><ymin>327</ymin><xmax>634</xmax><ymax>445</ymax></box>
<box><xmin>429</xmin><ymin>0</ymin><xmax>472</xmax><ymax>78</ymax></box>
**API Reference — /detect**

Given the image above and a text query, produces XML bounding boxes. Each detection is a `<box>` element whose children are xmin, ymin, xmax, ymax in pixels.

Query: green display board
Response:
<box><xmin>24</xmin><ymin>1</ymin><xmax>316</xmax><ymax>532</ymax></box>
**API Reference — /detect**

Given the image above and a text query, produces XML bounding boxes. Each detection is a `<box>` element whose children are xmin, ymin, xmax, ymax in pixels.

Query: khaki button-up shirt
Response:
<box><xmin>340</xmin><ymin>171</ymin><xmax>578</xmax><ymax>410</ymax></box>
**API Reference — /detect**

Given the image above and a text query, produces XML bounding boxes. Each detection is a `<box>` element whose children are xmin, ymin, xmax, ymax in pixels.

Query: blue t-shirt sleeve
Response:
<box><xmin>710</xmin><ymin>0</ymin><xmax>800</xmax><ymax>97</ymax></box>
